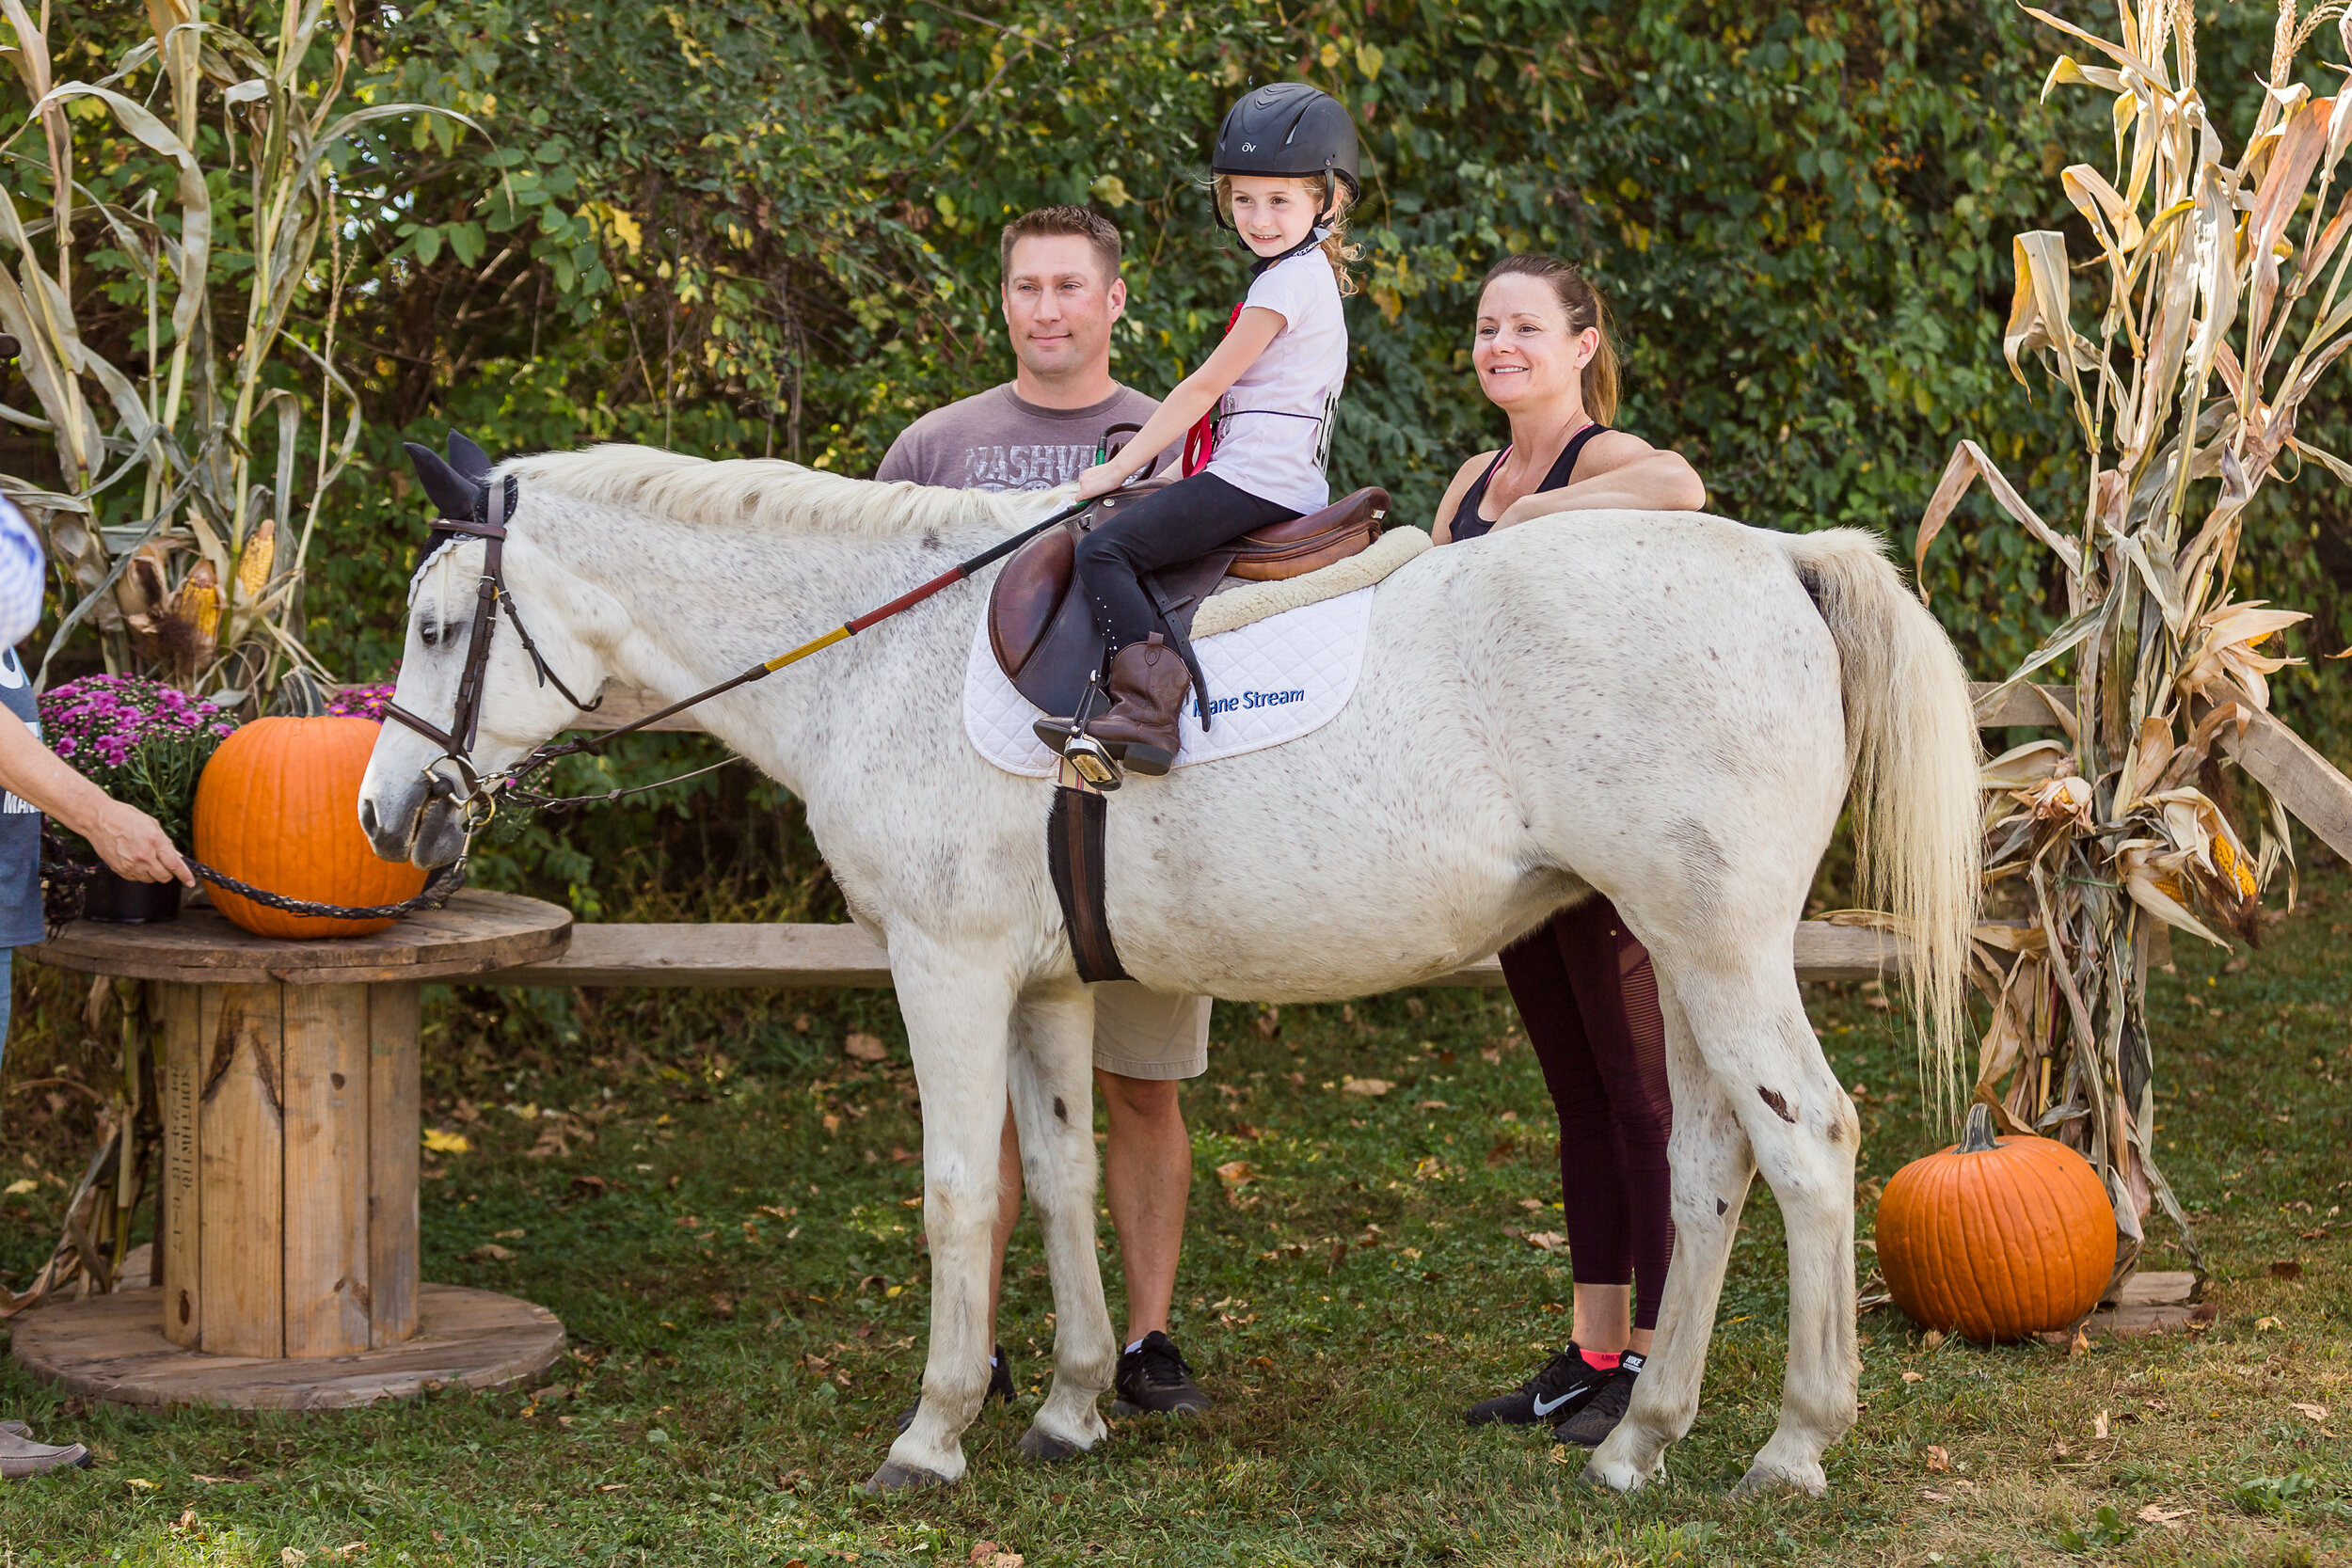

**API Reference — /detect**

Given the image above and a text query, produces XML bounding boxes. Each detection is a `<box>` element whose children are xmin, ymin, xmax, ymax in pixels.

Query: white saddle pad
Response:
<box><xmin>963</xmin><ymin>586</ymin><xmax>1375</xmax><ymax>777</ymax></box>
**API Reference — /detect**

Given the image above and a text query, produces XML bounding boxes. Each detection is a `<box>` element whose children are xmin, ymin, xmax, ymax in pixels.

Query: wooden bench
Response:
<box><xmin>463</xmin><ymin>680</ymin><xmax>2352</xmax><ymax>994</ymax></box>
<box><xmin>481</xmin><ymin>917</ymin><xmax>1909</xmax><ymax>990</ymax></box>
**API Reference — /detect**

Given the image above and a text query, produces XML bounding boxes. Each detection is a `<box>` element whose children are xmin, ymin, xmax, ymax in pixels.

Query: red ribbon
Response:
<box><xmin>1181</xmin><ymin>301</ymin><xmax>1248</xmax><ymax>477</ymax></box>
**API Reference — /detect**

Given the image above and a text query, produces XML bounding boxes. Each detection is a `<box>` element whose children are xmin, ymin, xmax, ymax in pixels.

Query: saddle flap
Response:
<box><xmin>988</xmin><ymin>525</ymin><xmax>1073</xmax><ymax>680</ymax></box>
<box><xmin>1226</xmin><ymin>487</ymin><xmax>1389</xmax><ymax>581</ymax></box>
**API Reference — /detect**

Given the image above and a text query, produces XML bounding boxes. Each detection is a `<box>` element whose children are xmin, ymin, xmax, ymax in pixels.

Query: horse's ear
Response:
<box><xmin>405</xmin><ymin>442</ymin><xmax>480</xmax><ymax>521</ymax></box>
<box><xmin>446</xmin><ymin>429</ymin><xmax>493</xmax><ymax>482</ymax></box>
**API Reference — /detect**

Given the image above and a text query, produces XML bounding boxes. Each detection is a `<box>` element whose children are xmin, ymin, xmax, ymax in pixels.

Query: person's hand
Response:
<box><xmin>1074</xmin><ymin>462</ymin><xmax>1127</xmax><ymax>502</ymax></box>
<box><xmin>87</xmin><ymin>800</ymin><xmax>194</xmax><ymax>886</ymax></box>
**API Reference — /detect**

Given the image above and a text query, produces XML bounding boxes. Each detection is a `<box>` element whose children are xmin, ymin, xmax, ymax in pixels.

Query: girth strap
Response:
<box><xmin>1048</xmin><ymin>784</ymin><xmax>1128</xmax><ymax>983</ymax></box>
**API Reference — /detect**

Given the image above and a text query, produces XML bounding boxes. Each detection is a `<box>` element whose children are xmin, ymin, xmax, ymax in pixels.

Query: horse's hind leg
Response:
<box><xmin>1006</xmin><ymin>979</ymin><xmax>1116</xmax><ymax>1462</ymax></box>
<box><xmin>1656</xmin><ymin>951</ymin><xmax>1859</xmax><ymax>1497</ymax></box>
<box><xmin>1583</xmin><ymin>965</ymin><xmax>1758</xmax><ymax>1494</ymax></box>
<box><xmin>869</xmin><ymin>949</ymin><xmax>1023</xmax><ymax>1492</ymax></box>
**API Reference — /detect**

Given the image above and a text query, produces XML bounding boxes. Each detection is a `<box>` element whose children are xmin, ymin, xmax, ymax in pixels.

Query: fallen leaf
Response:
<box><xmin>969</xmin><ymin>1547</ymin><xmax>997</xmax><ymax>1566</ymax></box>
<box><xmin>1902</xmin><ymin>1370</ymin><xmax>1925</xmax><ymax>1384</ymax></box>
<box><xmin>2269</xmin><ymin>1259</ymin><xmax>2303</xmax><ymax>1279</ymax></box>
<box><xmin>1920</xmin><ymin>1488</ymin><xmax>1951</xmax><ymax>1501</ymax></box>
<box><xmin>2093</xmin><ymin>1410</ymin><xmax>2109</xmax><ymax>1438</ymax></box>
<box><xmin>1413</xmin><ymin>1100</ymin><xmax>1449</xmax><ymax>1111</ymax></box>
<box><xmin>281</xmin><ymin>1552</ymin><xmax>308</xmax><ymax>1568</ymax></box>
<box><xmin>821</xmin><ymin>1114</ymin><xmax>840</xmax><ymax>1135</ymax></box>
<box><xmin>175</xmin><ymin>1510</ymin><xmax>197</xmax><ymax>1530</ymax></box>
<box><xmin>2</xmin><ymin>1178</ymin><xmax>34</xmax><ymax>1196</ymax></box>
<box><xmin>494</xmin><ymin>1227</ymin><xmax>525</xmax><ymax>1240</ymax></box>
<box><xmin>2223</xmin><ymin>953</ymin><xmax>2251</xmax><ymax>974</ymax></box>
<box><xmin>1523</xmin><ymin>1230</ymin><xmax>1566</xmax><ymax>1252</ymax></box>
<box><xmin>1480</xmin><ymin>1047</ymin><xmax>1502</xmax><ymax>1064</ymax></box>
<box><xmin>191</xmin><ymin>1474</ymin><xmax>241</xmax><ymax>1485</ymax></box>
<box><xmin>1341</xmin><ymin>1078</ymin><xmax>1393</xmax><ymax>1097</ymax></box>
<box><xmin>2137</xmin><ymin>1504</ymin><xmax>2191</xmax><ymax>1529</ymax></box>
<box><xmin>2068</xmin><ymin>1326</ymin><xmax>2093</xmax><ymax>1354</ymax></box>
<box><xmin>422</xmin><ymin>1129</ymin><xmax>470</xmax><ymax>1155</ymax></box>
<box><xmin>2290</xmin><ymin>1402</ymin><xmax>2328</xmax><ymax>1422</ymax></box>
<box><xmin>1922</xmin><ymin>1329</ymin><xmax>1946</xmax><ymax>1351</ymax></box>
<box><xmin>2256</xmin><ymin>1315</ymin><xmax>2282</xmax><ymax>1331</ymax></box>
<box><xmin>842</xmin><ymin>1032</ymin><xmax>887</xmax><ymax>1062</ymax></box>
<box><xmin>1215</xmin><ymin>1160</ymin><xmax>1253</xmax><ymax>1187</ymax></box>
<box><xmin>126</xmin><ymin>1478</ymin><xmax>158</xmax><ymax>1491</ymax></box>
<box><xmin>1518</xmin><ymin>1197</ymin><xmax>1545</xmax><ymax>1212</ymax></box>
<box><xmin>1926</xmin><ymin>1444</ymin><xmax>1952</xmax><ymax>1473</ymax></box>
<box><xmin>470</xmin><ymin>1243</ymin><xmax>515</xmax><ymax>1262</ymax></box>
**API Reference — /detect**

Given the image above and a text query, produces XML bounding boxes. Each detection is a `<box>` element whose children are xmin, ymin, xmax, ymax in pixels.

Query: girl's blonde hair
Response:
<box><xmin>1479</xmin><ymin>254</ymin><xmax>1619</xmax><ymax>423</ymax></box>
<box><xmin>1212</xmin><ymin>173</ymin><xmax>1361</xmax><ymax>296</ymax></box>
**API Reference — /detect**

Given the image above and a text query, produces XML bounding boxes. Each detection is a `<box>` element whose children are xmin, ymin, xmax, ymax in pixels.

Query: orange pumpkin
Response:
<box><xmin>1876</xmin><ymin>1102</ymin><xmax>2116</xmax><ymax>1342</ymax></box>
<box><xmin>194</xmin><ymin>716</ymin><xmax>428</xmax><ymax>939</ymax></box>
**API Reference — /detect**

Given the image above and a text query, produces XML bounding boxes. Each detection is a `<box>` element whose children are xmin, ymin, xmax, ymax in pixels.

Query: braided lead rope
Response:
<box><xmin>189</xmin><ymin>857</ymin><xmax>469</xmax><ymax>921</ymax></box>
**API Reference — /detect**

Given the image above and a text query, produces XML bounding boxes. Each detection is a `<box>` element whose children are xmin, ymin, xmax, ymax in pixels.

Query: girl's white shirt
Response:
<box><xmin>1204</xmin><ymin>245</ymin><xmax>1347</xmax><ymax>515</ymax></box>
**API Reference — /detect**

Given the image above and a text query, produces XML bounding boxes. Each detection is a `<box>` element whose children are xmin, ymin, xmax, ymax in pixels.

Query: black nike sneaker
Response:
<box><xmin>1552</xmin><ymin>1350</ymin><xmax>1643</xmax><ymax>1448</ymax></box>
<box><xmin>1464</xmin><ymin>1343</ymin><xmax>1614</xmax><ymax>1426</ymax></box>
<box><xmin>895</xmin><ymin>1344</ymin><xmax>1015</xmax><ymax>1433</ymax></box>
<box><xmin>1112</xmin><ymin>1330</ymin><xmax>1210</xmax><ymax>1416</ymax></box>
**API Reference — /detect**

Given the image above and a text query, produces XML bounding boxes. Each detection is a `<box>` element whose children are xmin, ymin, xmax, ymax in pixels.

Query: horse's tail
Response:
<box><xmin>1781</xmin><ymin>528</ymin><xmax>1981</xmax><ymax>1120</ymax></box>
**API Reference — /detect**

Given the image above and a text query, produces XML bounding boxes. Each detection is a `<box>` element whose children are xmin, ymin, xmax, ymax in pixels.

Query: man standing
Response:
<box><xmin>878</xmin><ymin>206</ymin><xmax>1210</xmax><ymax>1417</ymax></box>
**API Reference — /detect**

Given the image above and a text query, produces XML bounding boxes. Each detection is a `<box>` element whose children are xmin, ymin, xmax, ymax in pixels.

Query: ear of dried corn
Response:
<box><xmin>1923</xmin><ymin>1</ymin><xmax>2352</xmax><ymax>1285</ymax></box>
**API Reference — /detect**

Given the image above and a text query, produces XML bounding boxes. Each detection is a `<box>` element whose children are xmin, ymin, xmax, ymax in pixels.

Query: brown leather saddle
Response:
<box><xmin>988</xmin><ymin>481</ymin><xmax>1390</xmax><ymax>726</ymax></box>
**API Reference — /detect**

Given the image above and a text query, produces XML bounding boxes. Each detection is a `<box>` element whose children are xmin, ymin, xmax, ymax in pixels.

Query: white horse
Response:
<box><xmin>358</xmin><ymin>446</ymin><xmax>1979</xmax><ymax>1497</ymax></box>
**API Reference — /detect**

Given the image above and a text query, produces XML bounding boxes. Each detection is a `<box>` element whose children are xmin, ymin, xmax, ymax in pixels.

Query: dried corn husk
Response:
<box><xmin>235</xmin><ymin>517</ymin><xmax>276</xmax><ymax>598</ymax></box>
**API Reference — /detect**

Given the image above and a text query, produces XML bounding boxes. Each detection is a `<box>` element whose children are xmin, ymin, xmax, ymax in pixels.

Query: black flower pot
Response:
<box><xmin>82</xmin><ymin>866</ymin><xmax>183</xmax><ymax>925</ymax></box>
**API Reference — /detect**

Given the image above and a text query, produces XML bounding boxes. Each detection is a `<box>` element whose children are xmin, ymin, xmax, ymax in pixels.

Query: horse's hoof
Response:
<box><xmin>1017</xmin><ymin>1426</ymin><xmax>1085</xmax><ymax>1464</ymax></box>
<box><xmin>1731</xmin><ymin>1462</ymin><xmax>1826</xmax><ymax>1499</ymax></box>
<box><xmin>1578</xmin><ymin>1453</ymin><xmax>1647</xmax><ymax>1494</ymax></box>
<box><xmin>862</xmin><ymin>1462</ymin><xmax>954</xmax><ymax>1495</ymax></box>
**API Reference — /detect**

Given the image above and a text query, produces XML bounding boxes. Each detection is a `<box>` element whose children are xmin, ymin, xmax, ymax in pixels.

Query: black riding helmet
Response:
<box><xmin>1210</xmin><ymin>83</ymin><xmax>1359</xmax><ymax>227</ymax></box>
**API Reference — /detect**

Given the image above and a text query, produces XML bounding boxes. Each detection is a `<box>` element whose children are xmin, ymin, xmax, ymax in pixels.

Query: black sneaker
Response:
<box><xmin>1464</xmin><ymin>1342</ymin><xmax>1614</xmax><ymax>1426</ymax></box>
<box><xmin>1112</xmin><ymin>1330</ymin><xmax>1210</xmax><ymax>1416</ymax></box>
<box><xmin>1552</xmin><ymin>1351</ymin><xmax>1643</xmax><ymax>1448</ymax></box>
<box><xmin>895</xmin><ymin>1344</ymin><xmax>1015</xmax><ymax>1433</ymax></box>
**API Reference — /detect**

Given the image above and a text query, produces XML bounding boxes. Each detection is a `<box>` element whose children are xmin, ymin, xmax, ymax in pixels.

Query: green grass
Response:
<box><xmin>1</xmin><ymin>872</ymin><xmax>2347</xmax><ymax>1566</ymax></box>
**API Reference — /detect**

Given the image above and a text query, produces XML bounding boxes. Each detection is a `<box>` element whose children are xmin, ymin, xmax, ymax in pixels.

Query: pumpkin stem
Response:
<box><xmin>1959</xmin><ymin>1101</ymin><xmax>2002</xmax><ymax>1153</ymax></box>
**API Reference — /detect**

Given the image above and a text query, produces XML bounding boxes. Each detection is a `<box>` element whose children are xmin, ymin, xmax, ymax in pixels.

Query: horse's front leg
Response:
<box><xmin>866</xmin><ymin>946</ymin><xmax>1022</xmax><ymax>1493</ymax></box>
<box><xmin>1584</xmin><ymin>963</ymin><xmax>1756</xmax><ymax>1493</ymax></box>
<box><xmin>1006</xmin><ymin>978</ymin><xmax>1116</xmax><ymax>1462</ymax></box>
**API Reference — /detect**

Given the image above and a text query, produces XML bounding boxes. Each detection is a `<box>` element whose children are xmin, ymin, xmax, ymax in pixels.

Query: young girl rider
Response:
<box><xmin>1038</xmin><ymin>83</ymin><xmax>1358</xmax><ymax>776</ymax></box>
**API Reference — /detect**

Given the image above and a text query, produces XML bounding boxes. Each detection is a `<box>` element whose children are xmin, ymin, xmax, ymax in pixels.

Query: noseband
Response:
<box><xmin>383</xmin><ymin>475</ymin><xmax>601</xmax><ymax>827</ymax></box>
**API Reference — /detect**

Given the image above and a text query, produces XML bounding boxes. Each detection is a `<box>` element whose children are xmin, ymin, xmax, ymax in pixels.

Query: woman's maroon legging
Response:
<box><xmin>1499</xmin><ymin>895</ymin><xmax>1677</xmax><ymax>1332</ymax></box>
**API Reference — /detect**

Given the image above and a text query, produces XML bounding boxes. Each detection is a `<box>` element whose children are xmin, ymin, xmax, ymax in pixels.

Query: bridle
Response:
<box><xmin>383</xmin><ymin>475</ymin><xmax>602</xmax><ymax>831</ymax></box>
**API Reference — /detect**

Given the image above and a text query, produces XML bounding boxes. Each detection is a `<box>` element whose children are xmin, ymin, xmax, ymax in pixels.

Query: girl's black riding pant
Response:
<box><xmin>1073</xmin><ymin>472</ymin><xmax>1300</xmax><ymax>655</ymax></box>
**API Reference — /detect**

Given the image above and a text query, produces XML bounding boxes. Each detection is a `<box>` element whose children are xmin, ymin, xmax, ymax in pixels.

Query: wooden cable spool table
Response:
<box><xmin>9</xmin><ymin>890</ymin><xmax>573</xmax><ymax>1409</ymax></box>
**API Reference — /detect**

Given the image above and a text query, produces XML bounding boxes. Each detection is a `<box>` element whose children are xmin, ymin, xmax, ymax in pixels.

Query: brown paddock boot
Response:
<box><xmin>1083</xmin><ymin>633</ymin><xmax>1191</xmax><ymax>776</ymax></box>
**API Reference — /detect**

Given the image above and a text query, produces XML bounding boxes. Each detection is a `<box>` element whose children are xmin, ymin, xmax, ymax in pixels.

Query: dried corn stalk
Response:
<box><xmin>0</xmin><ymin>0</ymin><xmax>461</xmax><ymax>697</ymax></box>
<box><xmin>1919</xmin><ymin>0</ymin><xmax>2352</xmax><ymax>1282</ymax></box>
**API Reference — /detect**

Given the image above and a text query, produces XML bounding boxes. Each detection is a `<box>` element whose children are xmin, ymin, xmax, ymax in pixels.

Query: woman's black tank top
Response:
<box><xmin>1447</xmin><ymin>421</ymin><xmax>1612</xmax><ymax>543</ymax></box>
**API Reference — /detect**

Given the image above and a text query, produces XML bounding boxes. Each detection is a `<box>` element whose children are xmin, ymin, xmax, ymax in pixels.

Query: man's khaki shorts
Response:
<box><xmin>1091</xmin><ymin>982</ymin><xmax>1211</xmax><ymax>1082</ymax></box>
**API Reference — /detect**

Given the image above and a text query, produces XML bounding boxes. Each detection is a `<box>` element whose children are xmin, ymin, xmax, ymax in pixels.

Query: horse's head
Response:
<box><xmin>358</xmin><ymin>436</ymin><xmax>610</xmax><ymax>869</ymax></box>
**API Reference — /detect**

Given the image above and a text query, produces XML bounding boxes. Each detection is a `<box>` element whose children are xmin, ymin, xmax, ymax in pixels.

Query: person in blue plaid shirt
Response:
<box><xmin>0</xmin><ymin>491</ymin><xmax>190</xmax><ymax>1479</ymax></box>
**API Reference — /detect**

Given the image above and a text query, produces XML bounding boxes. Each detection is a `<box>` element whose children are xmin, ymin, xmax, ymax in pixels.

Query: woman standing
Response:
<box><xmin>1435</xmin><ymin>255</ymin><xmax>1707</xmax><ymax>1449</ymax></box>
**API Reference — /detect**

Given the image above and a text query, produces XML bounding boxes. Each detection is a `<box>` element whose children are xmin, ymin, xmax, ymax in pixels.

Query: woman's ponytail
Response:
<box><xmin>1480</xmin><ymin>254</ymin><xmax>1618</xmax><ymax>423</ymax></box>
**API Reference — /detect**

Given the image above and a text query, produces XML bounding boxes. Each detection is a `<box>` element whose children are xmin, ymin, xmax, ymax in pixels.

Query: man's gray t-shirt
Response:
<box><xmin>875</xmin><ymin>384</ymin><xmax>1177</xmax><ymax>490</ymax></box>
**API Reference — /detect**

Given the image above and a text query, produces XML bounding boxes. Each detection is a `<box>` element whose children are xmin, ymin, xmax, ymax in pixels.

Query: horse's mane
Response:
<box><xmin>503</xmin><ymin>444</ymin><xmax>1052</xmax><ymax>540</ymax></box>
